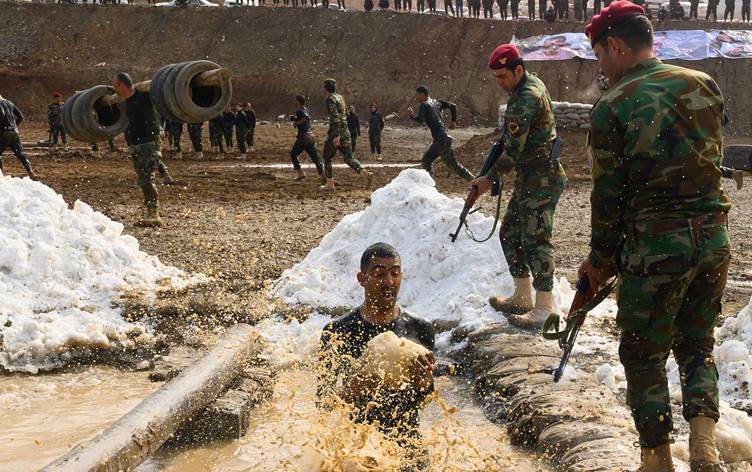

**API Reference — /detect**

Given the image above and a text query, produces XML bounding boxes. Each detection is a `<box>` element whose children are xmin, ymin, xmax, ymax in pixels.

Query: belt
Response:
<box><xmin>630</xmin><ymin>213</ymin><xmax>727</xmax><ymax>238</ymax></box>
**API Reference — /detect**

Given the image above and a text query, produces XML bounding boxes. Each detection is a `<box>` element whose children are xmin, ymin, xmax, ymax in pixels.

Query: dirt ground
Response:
<box><xmin>6</xmin><ymin>121</ymin><xmax>751</xmax><ymax>321</ymax></box>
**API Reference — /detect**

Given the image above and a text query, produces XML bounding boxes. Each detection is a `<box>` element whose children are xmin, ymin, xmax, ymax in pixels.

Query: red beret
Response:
<box><xmin>585</xmin><ymin>0</ymin><xmax>645</xmax><ymax>46</ymax></box>
<box><xmin>488</xmin><ymin>44</ymin><xmax>522</xmax><ymax>70</ymax></box>
<box><xmin>52</xmin><ymin>92</ymin><xmax>62</xmax><ymax>98</ymax></box>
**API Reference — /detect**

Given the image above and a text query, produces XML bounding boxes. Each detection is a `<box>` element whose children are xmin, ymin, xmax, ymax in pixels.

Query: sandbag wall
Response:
<box><xmin>498</xmin><ymin>101</ymin><xmax>593</xmax><ymax>130</ymax></box>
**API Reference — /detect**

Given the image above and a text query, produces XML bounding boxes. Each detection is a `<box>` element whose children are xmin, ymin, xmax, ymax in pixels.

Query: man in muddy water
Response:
<box><xmin>317</xmin><ymin>243</ymin><xmax>436</xmax><ymax>469</ymax></box>
<box><xmin>320</xmin><ymin>78</ymin><xmax>373</xmax><ymax>192</ymax></box>
<box><xmin>408</xmin><ymin>86</ymin><xmax>474</xmax><ymax>182</ymax></box>
<box><xmin>111</xmin><ymin>72</ymin><xmax>165</xmax><ymax>227</ymax></box>
<box><xmin>579</xmin><ymin>3</ymin><xmax>729</xmax><ymax>470</ymax></box>
<box><xmin>469</xmin><ymin>44</ymin><xmax>566</xmax><ymax>330</ymax></box>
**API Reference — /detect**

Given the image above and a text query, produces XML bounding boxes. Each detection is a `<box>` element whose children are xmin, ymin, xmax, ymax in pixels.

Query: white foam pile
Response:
<box><xmin>272</xmin><ymin>169</ymin><xmax>567</xmax><ymax>332</ymax></box>
<box><xmin>716</xmin><ymin>296</ymin><xmax>752</xmax><ymax>410</ymax></box>
<box><xmin>0</xmin><ymin>175</ymin><xmax>202</xmax><ymax>373</ymax></box>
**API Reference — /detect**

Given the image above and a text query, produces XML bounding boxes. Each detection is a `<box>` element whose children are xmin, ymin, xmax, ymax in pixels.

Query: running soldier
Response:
<box><xmin>47</xmin><ymin>92</ymin><xmax>67</xmax><ymax>150</ymax></box>
<box><xmin>408</xmin><ymin>86</ymin><xmax>473</xmax><ymax>181</ymax></box>
<box><xmin>581</xmin><ymin>3</ymin><xmax>729</xmax><ymax>470</ymax></box>
<box><xmin>470</xmin><ymin>45</ymin><xmax>566</xmax><ymax>329</ymax></box>
<box><xmin>320</xmin><ymin>79</ymin><xmax>373</xmax><ymax>191</ymax></box>
<box><xmin>368</xmin><ymin>103</ymin><xmax>385</xmax><ymax>160</ymax></box>
<box><xmin>289</xmin><ymin>95</ymin><xmax>325</xmax><ymax>182</ymax></box>
<box><xmin>0</xmin><ymin>94</ymin><xmax>38</xmax><ymax>180</ymax></box>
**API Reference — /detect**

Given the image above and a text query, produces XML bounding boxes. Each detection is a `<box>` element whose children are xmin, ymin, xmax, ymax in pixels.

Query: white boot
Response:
<box><xmin>489</xmin><ymin>277</ymin><xmax>533</xmax><ymax>314</ymax></box>
<box><xmin>508</xmin><ymin>290</ymin><xmax>554</xmax><ymax>329</ymax></box>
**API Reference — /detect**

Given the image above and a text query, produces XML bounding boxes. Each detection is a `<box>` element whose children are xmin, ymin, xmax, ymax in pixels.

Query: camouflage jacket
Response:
<box><xmin>326</xmin><ymin>93</ymin><xmax>349</xmax><ymax>138</ymax></box>
<box><xmin>48</xmin><ymin>102</ymin><xmax>63</xmax><ymax>126</ymax></box>
<box><xmin>588</xmin><ymin>58</ymin><xmax>731</xmax><ymax>268</ymax></box>
<box><xmin>488</xmin><ymin>72</ymin><xmax>560</xmax><ymax>179</ymax></box>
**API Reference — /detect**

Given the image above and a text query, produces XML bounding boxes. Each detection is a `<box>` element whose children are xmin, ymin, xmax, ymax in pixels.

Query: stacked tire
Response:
<box><xmin>61</xmin><ymin>85</ymin><xmax>129</xmax><ymax>143</ymax></box>
<box><xmin>150</xmin><ymin>60</ymin><xmax>232</xmax><ymax>125</ymax></box>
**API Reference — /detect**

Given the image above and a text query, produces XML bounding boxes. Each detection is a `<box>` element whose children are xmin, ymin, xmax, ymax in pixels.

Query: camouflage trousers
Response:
<box><xmin>500</xmin><ymin>170</ymin><xmax>565</xmax><ymax>292</ymax></box>
<box><xmin>131</xmin><ymin>140</ymin><xmax>162</xmax><ymax>209</ymax></box>
<box><xmin>323</xmin><ymin>129</ymin><xmax>361</xmax><ymax>179</ymax></box>
<box><xmin>617</xmin><ymin>217</ymin><xmax>730</xmax><ymax>447</ymax></box>
<box><xmin>421</xmin><ymin>138</ymin><xmax>473</xmax><ymax>181</ymax></box>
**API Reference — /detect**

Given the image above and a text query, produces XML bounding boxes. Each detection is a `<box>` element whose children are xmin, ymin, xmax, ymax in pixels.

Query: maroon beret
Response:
<box><xmin>585</xmin><ymin>0</ymin><xmax>645</xmax><ymax>46</ymax></box>
<box><xmin>52</xmin><ymin>92</ymin><xmax>62</xmax><ymax>98</ymax></box>
<box><xmin>488</xmin><ymin>44</ymin><xmax>522</xmax><ymax>70</ymax></box>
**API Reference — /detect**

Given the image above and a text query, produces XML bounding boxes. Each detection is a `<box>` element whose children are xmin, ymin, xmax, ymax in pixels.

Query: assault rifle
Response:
<box><xmin>449</xmin><ymin>139</ymin><xmax>504</xmax><ymax>243</ymax></box>
<box><xmin>542</xmin><ymin>274</ymin><xmax>616</xmax><ymax>382</ymax></box>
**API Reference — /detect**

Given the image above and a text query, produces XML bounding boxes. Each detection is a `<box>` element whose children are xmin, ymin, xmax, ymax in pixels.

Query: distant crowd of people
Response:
<box><xmin>33</xmin><ymin>0</ymin><xmax>750</xmax><ymax>22</ymax></box>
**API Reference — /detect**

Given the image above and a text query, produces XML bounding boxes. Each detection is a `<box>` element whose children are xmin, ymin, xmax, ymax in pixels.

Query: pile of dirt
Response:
<box><xmin>1</xmin><ymin>3</ymin><xmax>751</xmax><ymax>134</ymax></box>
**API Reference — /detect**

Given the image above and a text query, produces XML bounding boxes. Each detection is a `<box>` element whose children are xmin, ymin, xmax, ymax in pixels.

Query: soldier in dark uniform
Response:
<box><xmin>593</xmin><ymin>0</ymin><xmax>601</xmax><ymax>17</ymax></box>
<box><xmin>527</xmin><ymin>0</ymin><xmax>535</xmax><ymax>19</ymax></box>
<box><xmin>427</xmin><ymin>0</ymin><xmax>436</xmax><ymax>11</ymax></box>
<box><xmin>234</xmin><ymin>103</ymin><xmax>250</xmax><ymax>158</ymax></box>
<box><xmin>168</xmin><ymin>120</ymin><xmax>183</xmax><ymax>158</ymax></box>
<box><xmin>498</xmin><ymin>0</ymin><xmax>509</xmax><ymax>19</ymax></box>
<box><xmin>244</xmin><ymin>102</ymin><xmax>256</xmax><ymax>152</ymax></box>
<box><xmin>723</xmin><ymin>0</ymin><xmax>735</xmax><ymax>20</ymax></box>
<box><xmin>469</xmin><ymin>0</ymin><xmax>481</xmax><ymax>17</ymax></box>
<box><xmin>47</xmin><ymin>92</ymin><xmax>67</xmax><ymax>150</ymax></box>
<box><xmin>688</xmin><ymin>0</ymin><xmax>699</xmax><ymax>18</ymax></box>
<box><xmin>289</xmin><ymin>95</ymin><xmax>325</xmax><ymax>182</ymax></box>
<box><xmin>188</xmin><ymin>122</ymin><xmax>204</xmax><ymax>159</ymax></box>
<box><xmin>444</xmin><ymin>0</ymin><xmax>455</xmax><ymax>15</ymax></box>
<box><xmin>706</xmin><ymin>0</ymin><xmax>718</xmax><ymax>18</ymax></box>
<box><xmin>743</xmin><ymin>0</ymin><xmax>751</xmax><ymax>21</ymax></box>
<box><xmin>208</xmin><ymin>115</ymin><xmax>224</xmax><ymax>154</ymax></box>
<box><xmin>368</xmin><ymin>102</ymin><xmax>385</xmax><ymax>160</ymax></box>
<box><xmin>0</xmin><ymin>94</ymin><xmax>38</xmax><ymax>180</ymax></box>
<box><xmin>409</xmin><ymin>86</ymin><xmax>473</xmax><ymax>182</ymax></box>
<box><xmin>538</xmin><ymin>0</ymin><xmax>546</xmax><ymax>18</ymax></box>
<box><xmin>482</xmin><ymin>0</ymin><xmax>494</xmax><ymax>17</ymax></box>
<box><xmin>394</xmin><ymin>0</ymin><xmax>401</xmax><ymax>11</ymax></box>
<box><xmin>347</xmin><ymin>106</ymin><xmax>361</xmax><ymax>154</ymax></box>
<box><xmin>221</xmin><ymin>105</ymin><xmax>235</xmax><ymax>153</ymax></box>
<box><xmin>510</xmin><ymin>0</ymin><xmax>520</xmax><ymax>18</ymax></box>
<box><xmin>111</xmin><ymin>73</ymin><xmax>165</xmax><ymax>226</ymax></box>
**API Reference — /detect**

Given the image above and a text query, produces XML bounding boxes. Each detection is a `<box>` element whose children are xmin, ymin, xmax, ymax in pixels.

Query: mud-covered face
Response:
<box><xmin>358</xmin><ymin>256</ymin><xmax>402</xmax><ymax>310</ymax></box>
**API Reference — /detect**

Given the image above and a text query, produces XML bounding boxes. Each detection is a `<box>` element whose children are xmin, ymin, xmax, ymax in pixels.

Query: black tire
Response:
<box><xmin>150</xmin><ymin>63</ymin><xmax>183</xmax><ymax>123</ymax></box>
<box><xmin>174</xmin><ymin>60</ymin><xmax>232</xmax><ymax>123</ymax></box>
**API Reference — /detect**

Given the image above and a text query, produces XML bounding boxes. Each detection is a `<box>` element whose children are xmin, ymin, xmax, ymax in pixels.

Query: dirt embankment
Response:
<box><xmin>1</xmin><ymin>3</ymin><xmax>751</xmax><ymax>133</ymax></box>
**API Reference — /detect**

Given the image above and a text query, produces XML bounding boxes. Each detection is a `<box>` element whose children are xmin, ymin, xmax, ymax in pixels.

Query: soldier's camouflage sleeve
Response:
<box><xmin>326</xmin><ymin>95</ymin><xmax>342</xmax><ymax>138</ymax></box>
<box><xmin>488</xmin><ymin>92</ymin><xmax>536</xmax><ymax>178</ymax></box>
<box><xmin>587</xmin><ymin>100</ymin><xmax>627</xmax><ymax>269</ymax></box>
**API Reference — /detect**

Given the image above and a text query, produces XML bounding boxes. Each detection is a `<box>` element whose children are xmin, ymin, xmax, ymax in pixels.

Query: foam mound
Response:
<box><xmin>272</xmin><ymin>169</ymin><xmax>566</xmax><ymax>330</ymax></box>
<box><xmin>0</xmin><ymin>175</ymin><xmax>202</xmax><ymax>373</ymax></box>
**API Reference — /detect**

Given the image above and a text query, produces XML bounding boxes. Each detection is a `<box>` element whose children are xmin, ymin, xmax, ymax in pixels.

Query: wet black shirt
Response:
<box><xmin>235</xmin><ymin>110</ymin><xmax>252</xmax><ymax>128</ymax></box>
<box><xmin>368</xmin><ymin>111</ymin><xmax>385</xmax><ymax>133</ymax></box>
<box><xmin>292</xmin><ymin>107</ymin><xmax>313</xmax><ymax>138</ymax></box>
<box><xmin>124</xmin><ymin>91</ymin><xmax>159</xmax><ymax>146</ymax></box>
<box><xmin>0</xmin><ymin>98</ymin><xmax>23</xmax><ymax>131</ymax></box>
<box><xmin>410</xmin><ymin>98</ymin><xmax>457</xmax><ymax>142</ymax></box>
<box><xmin>317</xmin><ymin>308</ymin><xmax>435</xmax><ymax>433</ymax></box>
<box><xmin>347</xmin><ymin>112</ymin><xmax>360</xmax><ymax>136</ymax></box>
<box><xmin>221</xmin><ymin>111</ymin><xmax>236</xmax><ymax>129</ymax></box>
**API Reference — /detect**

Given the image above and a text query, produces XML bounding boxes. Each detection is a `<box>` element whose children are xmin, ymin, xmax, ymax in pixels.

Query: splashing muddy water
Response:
<box><xmin>138</xmin><ymin>369</ymin><xmax>548</xmax><ymax>472</ymax></box>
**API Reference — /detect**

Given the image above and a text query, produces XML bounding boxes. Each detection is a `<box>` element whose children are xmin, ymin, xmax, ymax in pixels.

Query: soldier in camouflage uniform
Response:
<box><xmin>471</xmin><ymin>45</ymin><xmax>566</xmax><ymax>330</ymax></box>
<box><xmin>47</xmin><ymin>92</ymin><xmax>67</xmax><ymax>150</ymax></box>
<box><xmin>580</xmin><ymin>4</ymin><xmax>729</xmax><ymax>471</ymax></box>
<box><xmin>320</xmin><ymin>79</ymin><xmax>373</xmax><ymax>192</ymax></box>
<box><xmin>409</xmin><ymin>86</ymin><xmax>474</xmax><ymax>182</ymax></box>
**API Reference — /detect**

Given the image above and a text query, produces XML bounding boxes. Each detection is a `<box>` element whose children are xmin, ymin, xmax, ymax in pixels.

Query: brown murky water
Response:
<box><xmin>0</xmin><ymin>367</ymin><xmax>546</xmax><ymax>472</ymax></box>
<box><xmin>138</xmin><ymin>369</ymin><xmax>547</xmax><ymax>472</ymax></box>
<box><xmin>0</xmin><ymin>367</ymin><xmax>158</xmax><ymax>471</ymax></box>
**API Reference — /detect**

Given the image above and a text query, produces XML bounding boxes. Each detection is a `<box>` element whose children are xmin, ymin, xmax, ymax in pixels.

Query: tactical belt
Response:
<box><xmin>630</xmin><ymin>213</ymin><xmax>728</xmax><ymax>238</ymax></box>
<box><xmin>516</xmin><ymin>151</ymin><xmax>557</xmax><ymax>173</ymax></box>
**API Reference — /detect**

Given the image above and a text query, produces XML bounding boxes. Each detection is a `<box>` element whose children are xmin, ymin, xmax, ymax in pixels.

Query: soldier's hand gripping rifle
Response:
<box><xmin>449</xmin><ymin>139</ymin><xmax>504</xmax><ymax>243</ymax></box>
<box><xmin>542</xmin><ymin>274</ymin><xmax>616</xmax><ymax>382</ymax></box>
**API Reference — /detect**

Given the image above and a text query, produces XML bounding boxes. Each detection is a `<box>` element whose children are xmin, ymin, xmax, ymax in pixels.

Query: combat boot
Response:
<box><xmin>635</xmin><ymin>444</ymin><xmax>675</xmax><ymax>472</ymax></box>
<box><xmin>138</xmin><ymin>208</ymin><xmax>163</xmax><ymax>228</ymax></box>
<box><xmin>361</xmin><ymin>169</ymin><xmax>374</xmax><ymax>190</ymax></box>
<box><xmin>27</xmin><ymin>170</ymin><xmax>40</xmax><ymax>181</ymax></box>
<box><xmin>489</xmin><ymin>277</ymin><xmax>533</xmax><ymax>314</ymax></box>
<box><xmin>508</xmin><ymin>290</ymin><xmax>553</xmax><ymax>330</ymax></box>
<box><xmin>174</xmin><ymin>151</ymin><xmax>183</xmax><ymax>160</ymax></box>
<box><xmin>193</xmin><ymin>151</ymin><xmax>203</xmax><ymax>160</ymax></box>
<box><xmin>295</xmin><ymin>169</ymin><xmax>306</xmax><ymax>181</ymax></box>
<box><xmin>320</xmin><ymin>178</ymin><xmax>336</xmax><ymax>192</ymax></box>
<box><xmin>319</xmin><ymin>173</ymin><xmax>327</xmax><ymax>185</ymax></box>
<box><xmin>162</xmin><ymin>171</ymin><xmax>176</xmax><ymax>185</ymax></box>
<box><xmin>238</xmin><ymin>153</ymin><xmax>246</xmax><ymax>160</ymax></box>
<box><xmin>689</xmin><ymin>416</ymin><xmax>724</xmax><ymax>472</ymax></box>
